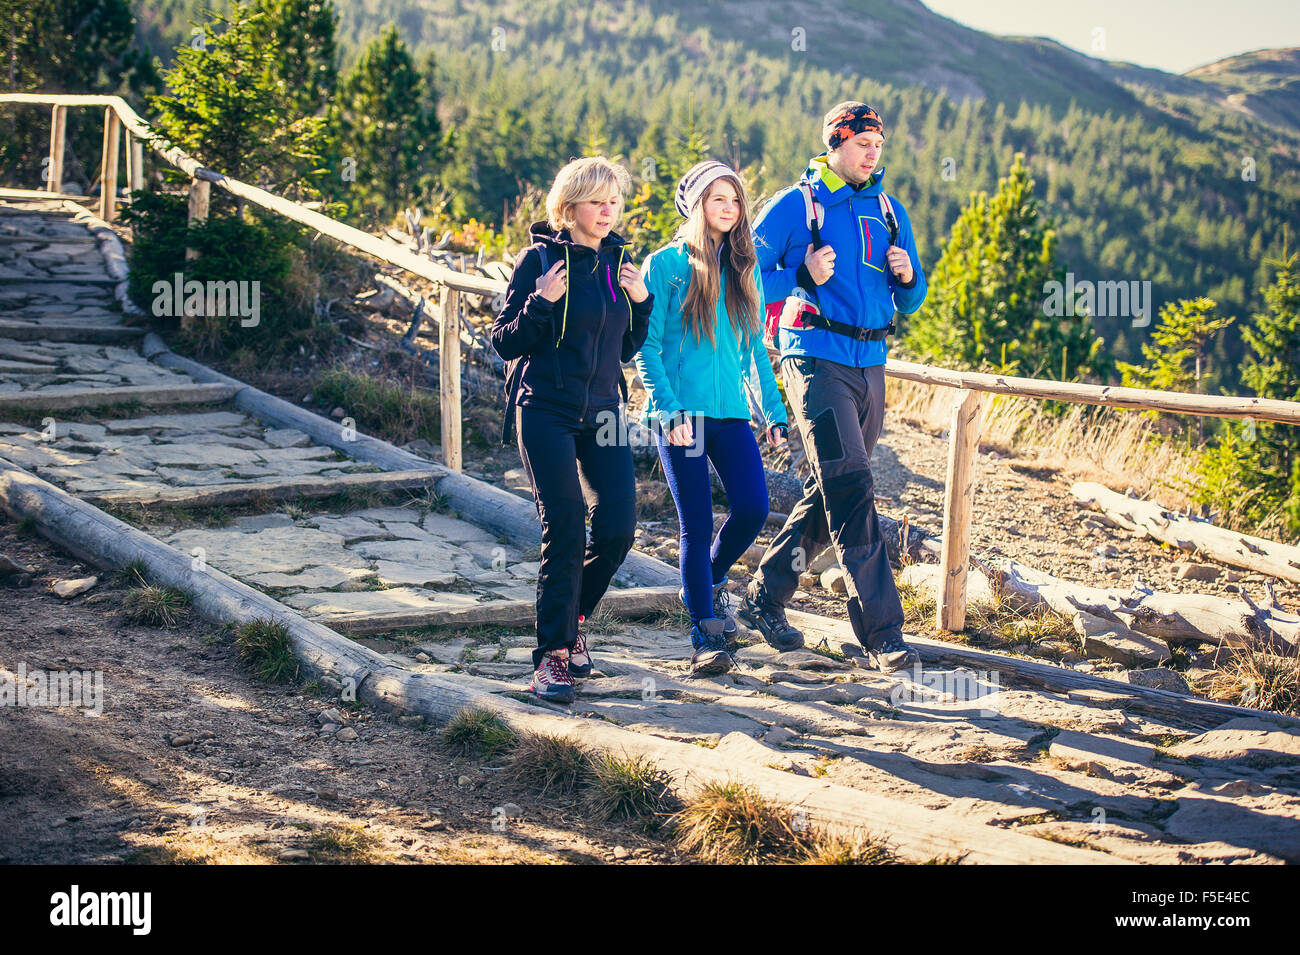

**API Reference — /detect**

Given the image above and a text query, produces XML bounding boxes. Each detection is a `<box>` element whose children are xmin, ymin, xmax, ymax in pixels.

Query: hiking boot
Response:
<box><xmin>679</xmin><ymin>582</ymin><xmax>739</xmax><ymax>650</ymax></box>
<box><xmin>865</xmin><ymin>631</ymin><xmax>919</xmax><ymax>673</ymax></box>
<box><xmin>569</xmin><ymin>627</ymin><xmax>592</xmax><ymax>680</ymax></box>
<box><xmin>530</xmin><ymin>648</ymin><xmax>576</xmax><ymax>704</ymax></box>
<box><xmin>689</xmin><ymin>619</ymin><xmax>733</xmax><ymax>677</ymax></box>
<box><xmin>736</xmin><ymin>584</ymin><xmax>804</xmax><ymax>652</ymax></box>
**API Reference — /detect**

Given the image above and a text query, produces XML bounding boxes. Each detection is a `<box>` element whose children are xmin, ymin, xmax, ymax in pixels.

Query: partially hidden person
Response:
<box><xmin>634</xmin><ymin>161</ymin><xmax>789</xmax><ymax>677</ymax></box>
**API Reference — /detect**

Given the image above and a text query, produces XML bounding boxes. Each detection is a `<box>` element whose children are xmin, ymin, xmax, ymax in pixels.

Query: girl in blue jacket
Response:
<box><xmin>635</xmin><ymin>161</ymin><xmax>789</xmax><ymax>676</ymax></box>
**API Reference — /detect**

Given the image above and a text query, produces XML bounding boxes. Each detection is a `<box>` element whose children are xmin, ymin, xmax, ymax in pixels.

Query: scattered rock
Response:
<box><xmin>330</xmin><ymin>406</ymin><xmax>345</xmax><ymax>419</ymax></box>
<box><xmin>819</xmin><ymin>567</ymin><xmax>848</xmax><ymax>594</ymax></box>
<box><xmin>1174</xmin><ymin>562</ymin><xmax>1220</xmax><ymax>582</ymax></box>
<box><xmin>612</xmin><ymin>845</ymin><xmax>629</xmax><ymax>860</ymax></box>
<box><xmin>52</xmin><ymin>576</ymin><xmax>98</xmax><ymax>599</ymax></box>
<box><xmin>499</xmin><ymin>802</ymin><xmax>524</xmax><ymax>819</ymax></box>
<box><xmin>457</xmin><ymin>775</ymin><xmax>474</xmax><ymax>787</ymax></box>
<box><xmin>278</xmin><ymin>848</ymin><xmax>310</xmax><ymax>861</ymax></box>
<box><xmin>316</xmin><ymin>788</ymin><xmax>339</xmax><ymax>802</ymax></box>
<box><xmin>1072</xmin><ymin>610</ymin><xmax>1171</xmax><ymax>666</ymax></box>
<box><xmin>414</xmin><ymin>652</ymin><xmax>431</xmax><ymax>663</ymax></box>
<box><xmin>0</xmin><ymin>554</ymin><xmax>35</xmax><ymax>576</ymax></box>
<box><xmin>1118</xmin><ymin>668</ymin><xmax>1190</xmax><ymax>693</ymax></box>
<box><xmin>335</xmin><ymin>727</ymin><xmax>359</xmax><ymax>742</ymax></box>
<box><xmin>317</xmin><ymin>708</ymin><xmax>344</xmax><ymax>724</ymax></box>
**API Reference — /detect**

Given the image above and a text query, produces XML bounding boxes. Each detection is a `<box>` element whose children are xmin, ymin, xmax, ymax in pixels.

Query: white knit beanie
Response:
<box><xmin>674</xmin><ymin>161</ymin><xmax>737</xmax><ymax>218</ymax></box>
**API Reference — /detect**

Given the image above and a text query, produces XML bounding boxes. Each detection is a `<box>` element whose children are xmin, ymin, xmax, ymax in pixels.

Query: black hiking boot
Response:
<box><xmin>736</xmin><ymin>583</ymin><xmax>804</xmax><ymax>652</ymax></box>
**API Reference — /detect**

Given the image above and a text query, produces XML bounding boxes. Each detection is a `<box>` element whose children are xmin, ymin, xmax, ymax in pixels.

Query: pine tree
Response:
<box><xmin>1117</xmin><ymin>296</ymin><xmax>1235</xmax><ymax>441</ymax></box>
<box><xmin>149</xmin><ymin>1</ymin><xmax>328</xmax><ymax>199</ymax></box>
<box><xmin>1195</xmin><ymin>248</ymin><xmax>1300</xmax><ymax>538</ymax></box>
<box><xmin>902</xmin><ymin>153</ymin><xmax>1103</xmax><ymax>379</ymax></box>
<box><xmin>249</xmin><ymin>0</ymin><xmax>338</xmax><ymax>117</ymax></box>
<box><xmin>623</xmin><ymin>98</ymin><xmax>710</xmax><ymax>253</ymax></box>
<box><xmin>327</xmin><ymin>24</ymin><xmax>449</xmax><ymax>223</ymax></box>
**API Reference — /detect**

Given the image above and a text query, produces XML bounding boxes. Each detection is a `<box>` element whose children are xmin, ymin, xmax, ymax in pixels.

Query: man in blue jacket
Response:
<box><xmin>736</xmin><ymin>102</ymin><xmax>927</xmax><ymax>673</ymax></box>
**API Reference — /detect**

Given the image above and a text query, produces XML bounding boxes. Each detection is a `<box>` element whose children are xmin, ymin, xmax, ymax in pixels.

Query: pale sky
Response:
<box><xmin>921</xmin><ymin>0</ymin><xmax>1300</xmax><ymax>74</ymax></box>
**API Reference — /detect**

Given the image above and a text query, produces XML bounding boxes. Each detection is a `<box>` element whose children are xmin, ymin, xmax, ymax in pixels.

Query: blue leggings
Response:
<box><xmin>656</xmin><ymin>416</ymin><xmax>770</xmax><ymax>623</ymax></box>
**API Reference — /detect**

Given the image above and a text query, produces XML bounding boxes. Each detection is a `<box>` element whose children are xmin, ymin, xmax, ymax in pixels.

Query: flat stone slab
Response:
<box><xmin>1163</xmin><ymin>788</ymin><xmax>1300</xmax><ymax>862</ymax></box>
<box><xmin>104</xmin><ymin>411</ymin><xmax>249</xmax><ymax>432</ymax></box>
<box><xmin>282</xmin><ymin>587</ymin><xmax>486</xmax><ymax>620</ymax></box>
<box><xmin>371</xmin><ymin>559</ymin><xmax>460</xmax><ymax>588</ymax></box>
<box><xmin>309</xmin><ymin>516</ymin><xmax>392</xmax><ymax>542</ymax></box>
<box><xmin>164</xmin><ymin>525</ymin><xmax>369</xmax><ymax>576</ymax></box>
<box><xmin>244</xmin><ymin>565</ymin><xmax>373</xmax><ymax>591</ymax></box>
<box><xmin>420</xmin><ymin>511</ymin><xmax>499</xmax><ymax>543</ymax></box>
<box><xmin>1168</xmin><ymin>717</ymin><xmax>1300</xmax><ymax>765</ymax></box>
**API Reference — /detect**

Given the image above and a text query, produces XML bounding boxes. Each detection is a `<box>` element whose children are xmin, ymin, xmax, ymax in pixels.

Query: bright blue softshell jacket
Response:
<box><xmin>634</xmin><ymin>239</ymin><xmax>788</xmax><ymax>430</ymax></box>
<box><xmin>754</xmin><ymin>156</ymin><xmax>928</xmax><ymax>367</ymax></box>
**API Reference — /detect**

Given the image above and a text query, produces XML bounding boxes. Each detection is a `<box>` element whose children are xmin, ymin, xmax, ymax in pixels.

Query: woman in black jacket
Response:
<box><xmin>491</xmin><ymin>156</ymin><xmax>653</xmax><ymax>704</ymax></box>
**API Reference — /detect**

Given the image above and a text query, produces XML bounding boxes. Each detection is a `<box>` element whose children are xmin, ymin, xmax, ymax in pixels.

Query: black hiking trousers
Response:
<box><xmin>754</xmin><ymin>355</ymin><xmax>905</xmax><ymax>648</ymax></box>
<box><xmin>516</xmin><ymin>401</ymin><xmax>637</xmax><ymax>669</ymax></box>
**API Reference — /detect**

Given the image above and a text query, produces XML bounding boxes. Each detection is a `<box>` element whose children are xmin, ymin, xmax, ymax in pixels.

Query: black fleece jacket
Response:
<box><xmin>491</xmin><ymin>220</ymin><xmax>653</xmax><ymax>432</ymax></box>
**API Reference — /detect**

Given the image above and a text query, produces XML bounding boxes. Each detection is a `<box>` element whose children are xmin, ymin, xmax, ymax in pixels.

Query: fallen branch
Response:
<box><xmin>1072</xmin><ymin>481</ymin><xmax>1300</xmax><ymax>586</ymax></box>
<box><xmin>987</xmin><ymin>558</ymin><xmax>1299</xmax><ymax>654</ymax></box>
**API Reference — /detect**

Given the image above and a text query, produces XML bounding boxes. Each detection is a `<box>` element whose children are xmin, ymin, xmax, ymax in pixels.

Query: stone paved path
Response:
<box><xmin>3</xmin><ymin>195</ymin><xmax>1299</xmax><ymax>864</ymax></box>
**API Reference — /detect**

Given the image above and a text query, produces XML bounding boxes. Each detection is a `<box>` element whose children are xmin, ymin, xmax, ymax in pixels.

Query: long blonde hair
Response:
<box><xmin>678</xmin><ymin>175</ymin><xmax>761</xmax><ymax>348</ymax></box>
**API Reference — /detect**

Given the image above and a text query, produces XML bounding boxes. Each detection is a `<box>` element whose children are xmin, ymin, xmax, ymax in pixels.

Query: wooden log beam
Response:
<box><xmin>0</xmin><ymin>381</ymin><xmax>236</xmax><ymax>413</ymax></box>
<box><xmin>885</xmin><ymin>358</ymin><xmax>1300</xmax><ymax>426</ymax></box>
<box><xmin>439</xmin><ymin>286</ymin><xmax>462</xmax><ymax>472</ymax></box>
<box><xmin>785</xmin><ymin>607</ymin><xmax>1300</xmax><ymax>731</ymax></box>
<box><xmin>988</xmin><ymin>558</ymin><xmax>1299</xmax><ymax>654</ymax></box>
<box><xmin>81</xmin><ymin>468</ymin><xmax>439</xmax><ymax>508</ymax></box>
<box><xmin>1072</xmin><ymin>481</ymin><xmax>1300</xmax><ymax>586</ymax></box>
<box><xmin>332</xmin><ymin>585</ymin><xmax>681</xmax><ymax>636</ymax></box>
<box><xmin>938</xmin><ymin>388</ymin><xmax>983</xmax><ymax>630</ymax></box>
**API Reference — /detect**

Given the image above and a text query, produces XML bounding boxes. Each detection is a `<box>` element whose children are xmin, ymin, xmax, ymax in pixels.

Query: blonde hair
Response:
<box><xmin>677</xmin><ymin>175</ymin><xmax>761</xmax><ymax>348</ymax></box>
<box><xmin>546</xmin><ymin>156</ymin><xmax>632</xmax><ymax>232</ymax></box>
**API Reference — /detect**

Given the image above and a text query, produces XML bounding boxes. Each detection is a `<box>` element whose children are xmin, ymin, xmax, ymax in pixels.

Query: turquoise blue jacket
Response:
<box><xmin>634</xmin><ymin>239</ymin><xmax>788</xmax><ymax>431</ymax></box>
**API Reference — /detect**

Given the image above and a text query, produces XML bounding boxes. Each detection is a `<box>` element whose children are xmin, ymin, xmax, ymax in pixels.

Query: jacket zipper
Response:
<box><xmin>580</xmin><ymin>255</ymin><xmax>609</xmax><ymax>422</ymax></box>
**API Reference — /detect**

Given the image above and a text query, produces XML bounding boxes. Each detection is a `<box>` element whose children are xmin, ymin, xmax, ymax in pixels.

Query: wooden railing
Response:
<box><xmin>4</xmin><ymin>92</ymin><xmax>1299</xmax><ymax>632</ymax></box>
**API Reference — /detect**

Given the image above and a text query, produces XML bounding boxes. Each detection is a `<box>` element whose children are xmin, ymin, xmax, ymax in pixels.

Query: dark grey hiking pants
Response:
<box><xmin>754</xmin><ymin>356</ymin><xmax>905</xmax><ymax>647</ymax></box>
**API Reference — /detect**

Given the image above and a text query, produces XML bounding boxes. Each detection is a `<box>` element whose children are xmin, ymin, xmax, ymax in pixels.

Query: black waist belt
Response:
<box><xmin>799</xmin><ymin>313</ymin><xmax>895</xmax><ymax>341</ymax></box>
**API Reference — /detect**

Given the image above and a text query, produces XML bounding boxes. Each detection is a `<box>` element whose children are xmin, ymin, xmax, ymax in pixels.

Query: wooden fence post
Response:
<box><xmin>937</xmin><ymin>388</ymin><xmax>984</xmax><ymax>632</ymax></box>
<box><xmin>99</xmin><ymin>107</ymin><xmax>121</xmax><ymax>221</ymax></box>
<box><xmin>47</xmin><ymin>105</ymin><xmax>66</xmax><ymax>193</ymax></box>
<box><xmin>125</xmin><ymin>132</ymin><xmax>143</xmax><ymax>197</ymax></box>
<box><xmin>439</xmin><ymin>286</ymin><xmax>462</xmax><ymax>472</ymax></box>
<box><xmin>185</xmin><ymin>176</ymin><xmax>210</xmax><ymax>260</ymax></box>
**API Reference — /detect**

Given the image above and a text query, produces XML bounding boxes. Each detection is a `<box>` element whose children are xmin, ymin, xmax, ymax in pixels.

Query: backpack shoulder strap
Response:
<box><xmin>800</xmin><ymin>182</ymin><xmax>823</xmax><ymax>250</ymax></box>
<box><xmin>877</xmin><ymin>192</ymin><xmax>899</xmax><ymax>245</ymax></box>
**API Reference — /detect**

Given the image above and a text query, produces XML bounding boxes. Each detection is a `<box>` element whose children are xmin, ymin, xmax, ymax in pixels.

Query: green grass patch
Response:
<box><xmin>442</xmin><ymin>707</ymin><xmax>518</xmax><ymax>761</ymax></box>
<box><xmin>121</xmin><ymin>585</ymin><xmax>193</xmax><ymax>628</ymax></box>
<box><xmin>235</xmin><ymin>618</ymin><xmax>300</xmax><ymax>683</ymax></box>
